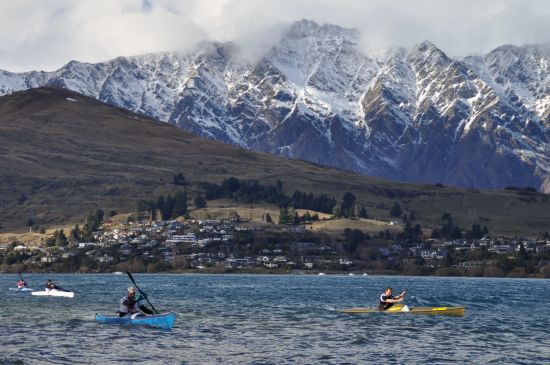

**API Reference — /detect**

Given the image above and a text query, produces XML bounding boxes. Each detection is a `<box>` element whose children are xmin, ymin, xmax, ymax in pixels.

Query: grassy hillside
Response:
<box><xmin>0</xmin><ymin>87</ymin><xmax>549</xmax><ymax>236</ymax></box>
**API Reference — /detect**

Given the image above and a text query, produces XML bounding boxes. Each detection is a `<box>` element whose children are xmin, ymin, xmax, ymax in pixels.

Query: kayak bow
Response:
<box><xmin>95</xmin><ymin>312</ymin><xmax>176</xmax><ymax>330</ymax></box>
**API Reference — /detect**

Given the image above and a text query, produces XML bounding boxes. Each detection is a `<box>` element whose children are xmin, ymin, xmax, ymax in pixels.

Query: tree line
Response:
<box><xmin>137</xmin><ymin>191</ymin><xmax>188</xmax><ymax>220</ymax></box>
<box><xmin>200</xmin><ymin>177</ymin><xmax>369</xmax><ymax>218</ymax></box>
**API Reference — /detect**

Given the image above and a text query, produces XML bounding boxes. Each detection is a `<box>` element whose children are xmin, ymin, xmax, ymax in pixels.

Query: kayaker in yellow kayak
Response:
<box><xmin>119</xmin><ymin>286</ymin><xmax>154</xmax><ymax>317</ymax></box>
<box><xmin>378</xmin><ymin>287</ymin><xmax>407</xmax><ymax>311</ymax></box>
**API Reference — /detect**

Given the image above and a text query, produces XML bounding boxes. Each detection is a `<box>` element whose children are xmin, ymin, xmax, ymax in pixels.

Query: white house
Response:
<box><xmin>166</xmin><ymin>233</ymin><xmax>196</xmax><ymax>244</ymax></box>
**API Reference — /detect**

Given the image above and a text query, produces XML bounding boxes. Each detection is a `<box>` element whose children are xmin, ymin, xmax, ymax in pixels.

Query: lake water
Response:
<box><xmin>0</xmin><ymin>274</ymin><xmax>548</xmax><ymax>364</ymax></box>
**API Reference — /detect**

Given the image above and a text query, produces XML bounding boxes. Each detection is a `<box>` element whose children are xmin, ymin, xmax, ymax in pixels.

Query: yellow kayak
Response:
<box><xmin>339</xmin><ymin>304</ymin><xmax>465</xmax><ymax>316</ymax></box>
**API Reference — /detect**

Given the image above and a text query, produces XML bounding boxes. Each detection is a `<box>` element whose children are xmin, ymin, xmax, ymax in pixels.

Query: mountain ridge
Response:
<box><xmin>1</xmin><ymin>19</ymin><xmax>549</xmax><ymax>192</ymax></box>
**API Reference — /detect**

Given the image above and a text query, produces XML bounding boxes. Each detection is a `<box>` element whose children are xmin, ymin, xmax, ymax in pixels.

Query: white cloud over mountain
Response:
<box><xmin>0</xmin><ymin>0</ymin><xmax>549</xmax><ymax>72</ymax></box>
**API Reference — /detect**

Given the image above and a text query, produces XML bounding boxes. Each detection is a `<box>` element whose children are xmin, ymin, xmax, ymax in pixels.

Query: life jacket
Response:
<box><xmin>120</xmin><ymin>295</ymin><xmax>144</xmax><ymax>315</ymax></box>
<box><xmin>378</xmin><ymin>293</ymin><xmax>394</xmax><ymax>311</ymax></box>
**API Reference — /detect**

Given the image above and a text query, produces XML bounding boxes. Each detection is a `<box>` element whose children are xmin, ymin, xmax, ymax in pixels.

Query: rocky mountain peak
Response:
<box><xmin>0</xmin><ymin>19</ymin><xmax>549</xmax><ymax>192</ymax></box>
<box><xmin>285</xmin><ymin>19</ymin><xmax>359</xmax><ymax>43</ymax></box>
<box><xmin>408</xmin><ymin>40</ymin><xmax>451</xmax><ymax>68</ymax></box>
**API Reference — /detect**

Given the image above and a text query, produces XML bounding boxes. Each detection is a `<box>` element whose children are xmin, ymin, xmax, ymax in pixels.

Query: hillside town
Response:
<box><xmin>2</xmin><ymin>214</ymin><xmax>550</xmax><ymax>278</ymax></box>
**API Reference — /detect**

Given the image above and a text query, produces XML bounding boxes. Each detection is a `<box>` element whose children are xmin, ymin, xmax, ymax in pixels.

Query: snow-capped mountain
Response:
<box><xmin>1</xmin><ymin>19</ymin><xmax>549</xmax><ymax>192</ymax></box>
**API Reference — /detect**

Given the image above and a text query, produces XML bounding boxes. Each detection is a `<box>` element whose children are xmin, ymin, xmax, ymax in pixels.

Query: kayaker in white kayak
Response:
<box><xmin>119</xmin><ymin>286</ymin><xmax>154</xmax><ymax>318</ymax></box>
<box><xmin>378</xmin><ymin>287</ymin><xmax>406</xmax><ymax>311</ymax></box>
<box><xmin>45</xmin><ymin>279</ymin><xmax>68</xmax><ymax>292</ymax></box>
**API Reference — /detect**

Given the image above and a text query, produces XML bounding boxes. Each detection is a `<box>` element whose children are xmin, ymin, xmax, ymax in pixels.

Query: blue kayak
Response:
<box><xmin>9</xmin><ymin>287</ymin><xmax>34</xmax><ymax>292</ymax></box>
<box><xmin>95</xmin><ymin>312</ymin><xmax>176</xmax><ymax>330</ymax></box>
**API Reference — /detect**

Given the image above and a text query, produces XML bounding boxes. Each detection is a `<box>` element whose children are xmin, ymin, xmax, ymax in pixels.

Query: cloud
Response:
<box><xmin>0</xmin><ymin>0</ymin><xmax>548</xmax><ymax>72</ymax></box>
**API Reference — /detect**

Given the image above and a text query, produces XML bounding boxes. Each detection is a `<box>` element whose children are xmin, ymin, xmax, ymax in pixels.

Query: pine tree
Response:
<box><xmin>451</xmin><ymin>226</ymin><xmax>462</xmax><ymax>239</ymax></box>
<box><xmin>402</xmin><ymin>222</ymin><xmax>413</xmax><ymax>240</ymax></box>
<box><xmin>517</xmin><ymin>243</ymin><xmax>528</xmax><ymax>266</ymax></box>
<box><xmin>390</xmin><ymin>202</ymin><xmax>402</xmax><ymax>217</ymax></box>
<box><xmin>413</xmin><ymin>224</ymin><xmax>422</xmax><ymax>237</ymax></box>
<box><xmin>173</xmin><ymin>191</ymin><xmax>188</xmax><ymax>217</ymax></box>
<box><xmin>441</xmin><ymin>213</ymin><xmax>453</xmax><ymax>238</ymax></box>
<box><xmin>173</xmin><ymin>173</ymin><xmax>186</xmax><ymax>186</ymax></box>
<box><xmin>156</xmin><ymin>195</ymin><xmax>166</xmax><ymax>219</ymax></box>
<box><xmin>147</xmin><ymin>200</ymin><xmax>156</xmax><ymax>221</ymax></box>
<box><xmin>194</xmin><ymin>195</ymin><xmax>207</xmax><ymax>209</ymax></box>
<box><xmin>293</xmin><ymin>211</ymin><xmax>300</xmax><ymax>224</ymax></box>
<box><xmin>94</xmin><ymin>209</ymin><xmax>104</xmax><ymax>224</ymax></box>
<box><xmin>26</xmin><ymin>219</ymin><xmax>34</xmax><ymax>233</ymax></box>
<box><xmin>137</xmin><ymin>200</ymin><xmax>149</xmax><ymax>215</ymax></box>
<box><xmin>164</xmin><ymin>194</ymin><xmax>175</xmax><ymax>219</ymax></box>
<box><xmin>276</xmin><ymin>179</ymin><xmax>283</xmax><ymax>195</ymax></box>
<box><xmin>332</xmin><ymin>203</ymin><xmax>342</xmax><ymax>217</ymax></box>
<box><xmin>55</xmin><ymin>229</ymin><xmax>68</xmax><ymax>246</ymax></box>
<box><xmin>278</xmin><ymin>207</ymin><xmax>290</xmax><ymax>224</ymax></box>
<box><xmin>341</xmin><ymin>192</ymin><xmax>356</xmax><ymax>217</ymax></box>
<box><xmin>70</xmin><ymin>224</ymin><xmax>81</xmax><ymax>241</ymax></box>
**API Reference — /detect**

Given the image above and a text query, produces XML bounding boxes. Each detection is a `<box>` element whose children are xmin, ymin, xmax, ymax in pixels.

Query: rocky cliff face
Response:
<box><xmin>1</xmin><ymin>19</ymin><xmax>549</xmax><ymax>191</ymax></box>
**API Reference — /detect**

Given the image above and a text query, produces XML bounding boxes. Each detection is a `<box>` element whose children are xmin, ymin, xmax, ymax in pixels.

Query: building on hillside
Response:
<box><xmin>166</xmin><ymin>233</ymin><xmax>196</xmax><ymax>244</ymax></box>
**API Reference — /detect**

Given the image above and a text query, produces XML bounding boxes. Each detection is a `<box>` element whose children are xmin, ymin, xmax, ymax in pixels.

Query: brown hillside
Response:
<box><xmin>0</xmin><ymin>87</ymin><xmax>549</xmax><ymax>236</ymax></box>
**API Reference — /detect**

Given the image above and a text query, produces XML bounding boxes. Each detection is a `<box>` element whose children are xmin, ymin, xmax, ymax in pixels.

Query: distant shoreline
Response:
<box><xmin>1</xmin><ymin>270</ymin><xmax>547</xmax><ymax>279</ymax></box>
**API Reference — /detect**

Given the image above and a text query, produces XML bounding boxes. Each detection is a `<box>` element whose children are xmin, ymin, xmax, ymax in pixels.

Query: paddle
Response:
<box><xmin>17</xmin><ymin>272</ymin><xmax>28</xmax><ymax>288</ymax></box>
<box><xmin>126</xmin><ymin>272</ymin><xmax>159</xmax><ymax>314</ymax></box>
<box><xmin>399</xmin><ymin>288</ymin><xmax>410</xmax><ymax>311</ymax></box>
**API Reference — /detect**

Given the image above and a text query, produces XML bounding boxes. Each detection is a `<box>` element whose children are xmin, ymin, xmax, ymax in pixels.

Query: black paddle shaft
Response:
<box><xmin>126</xmin><ymin>272</ymin><xmax>159</xmax><ymax>314</ymax></box>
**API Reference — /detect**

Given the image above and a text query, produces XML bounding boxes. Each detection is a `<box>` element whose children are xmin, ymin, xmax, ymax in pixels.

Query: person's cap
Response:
<box><xmin>127</xmin><ymin>286</ymin><xmax>136</xmax><ymax>294</ymax></box>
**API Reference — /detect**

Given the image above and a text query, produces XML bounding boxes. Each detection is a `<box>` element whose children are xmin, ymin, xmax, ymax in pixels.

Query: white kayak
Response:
<box><xmin>31</xmin><ymin>289</ymin><xmax>74</xmax><ymax>298</ymax></box>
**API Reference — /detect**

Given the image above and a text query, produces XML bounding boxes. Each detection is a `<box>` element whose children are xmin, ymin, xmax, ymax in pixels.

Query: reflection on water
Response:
<box><xmin>0</xmin><ymin>274</ymin><xmax>548</xmax><ymax>364</ymax></box>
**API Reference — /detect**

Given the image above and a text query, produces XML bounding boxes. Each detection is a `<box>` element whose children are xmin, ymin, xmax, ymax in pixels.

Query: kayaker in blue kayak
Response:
<box><xmin>119</xmin><ymin>286</ymin><xmax>154</xmax><ymax>317</ymax></box>
<box><xmin>17</xmin><ymin>279</ymin><xmax>28</xmax><ymax>289</ymax></box>
<box><xmin>378</xmin><ymin>287</ymin><xmax>406</xmax><ymax>311</ymax></box>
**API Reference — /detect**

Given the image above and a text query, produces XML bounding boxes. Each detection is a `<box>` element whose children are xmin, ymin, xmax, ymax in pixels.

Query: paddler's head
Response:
<box><xmin>127</xmin><ymin>286</ymin><xmax>136</xmax><ymax>298</ymax></box>
<box><xmin>385</xmin><ymin>287</ymin><xmax>392</xmax><ymax>295</ymax></box>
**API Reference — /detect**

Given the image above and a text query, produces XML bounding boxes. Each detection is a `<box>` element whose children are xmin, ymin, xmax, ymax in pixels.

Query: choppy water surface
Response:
<box><xmin>0</xmin><ymin>274</ymin><xmax>548</xmax><ymax>364</ymax></box>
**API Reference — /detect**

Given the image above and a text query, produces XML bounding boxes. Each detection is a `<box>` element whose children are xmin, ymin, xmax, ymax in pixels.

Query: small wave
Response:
<box><xmin>65</xmin><ymin>318</ymin><xmax>88</xmax><ymax>327</ymax></box>
<box><xmin>0</xmin><ymin>359</ymin><xmax>25</xmax><ymax>365</ymax></box>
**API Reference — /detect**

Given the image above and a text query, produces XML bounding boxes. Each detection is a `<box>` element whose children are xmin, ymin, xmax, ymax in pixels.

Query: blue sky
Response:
<box><xmin>0</xmin><ymin>0</ymin><xmax>548</xmax><ymax>72</ymax></box>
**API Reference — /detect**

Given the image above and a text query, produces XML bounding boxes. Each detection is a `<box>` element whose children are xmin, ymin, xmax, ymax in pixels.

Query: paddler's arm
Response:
<box><xmin>139</xmin><ymin>305</ymin><xmax>154</xmax><ymax>315</ymax></box>
<box><xmin>394</xmin><ymin>290</ymin><xmax>407</xmax><ymax>300</ymax></box>
<box><xmin>384</xmin><ymin>297</ymin><xmax>404</xmax><ymax>303</ymax></box>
